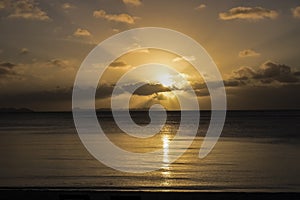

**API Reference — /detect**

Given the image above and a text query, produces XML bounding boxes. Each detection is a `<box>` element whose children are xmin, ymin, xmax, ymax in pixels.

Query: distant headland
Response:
<box><xmin>0</xmin><ymin>108</ymin><xmax>34</xmax><ymax>113</ymax></box>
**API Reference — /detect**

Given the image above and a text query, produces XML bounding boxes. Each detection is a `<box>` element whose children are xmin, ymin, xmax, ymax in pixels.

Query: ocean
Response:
<box><xmin>0</xmin><ymin>111</ymin><xmax>299</xmax><ymax>192</ymax></box>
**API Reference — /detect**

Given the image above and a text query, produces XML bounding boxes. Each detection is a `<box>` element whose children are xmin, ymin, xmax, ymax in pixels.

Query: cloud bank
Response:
<box><xmin>230</xmin><ymin>61</ymin><xmax>299</xmax><ymax>85</ymax></box>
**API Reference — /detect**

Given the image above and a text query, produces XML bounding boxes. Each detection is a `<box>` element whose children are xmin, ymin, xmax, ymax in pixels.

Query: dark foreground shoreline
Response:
<box><xmin>0</xmin><ymin>188</ymin><xmax>299</xmax><ymax>200</ymax></box>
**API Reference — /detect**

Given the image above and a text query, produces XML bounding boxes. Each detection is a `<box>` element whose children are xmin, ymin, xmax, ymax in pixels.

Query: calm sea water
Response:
<box><xmin>0</xmin><ymin>111</ymin><xmax>299</xmax><ymax>192</ymax></box>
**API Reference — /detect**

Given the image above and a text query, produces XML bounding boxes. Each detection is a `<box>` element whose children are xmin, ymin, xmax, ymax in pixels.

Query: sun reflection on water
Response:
<box><xmin>162</xmin><ymin>135</ymin><xmax>169</xmax><ymax>164</ymax></box>
<box><xmin>161</xmin><ymin>135</ymin><xmax>172</xmax><ymax>186</ymax></box>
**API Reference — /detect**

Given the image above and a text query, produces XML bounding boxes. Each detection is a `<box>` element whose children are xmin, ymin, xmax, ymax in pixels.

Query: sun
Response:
<box><xmin>156</xmin><ymin>73</ymin><xmax>174</xmax><ymax>87</ymax></box>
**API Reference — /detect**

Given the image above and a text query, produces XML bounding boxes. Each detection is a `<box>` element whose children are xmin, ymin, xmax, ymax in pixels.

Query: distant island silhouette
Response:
<box><xmin>0</xmin><ymin>107</ymin><xmax>34</xmax><ymax>113</ymax></box>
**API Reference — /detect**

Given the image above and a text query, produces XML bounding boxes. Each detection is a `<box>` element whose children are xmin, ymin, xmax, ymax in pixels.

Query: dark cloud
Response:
<box><xmin>96</xmin><ymin>84</ymin><xmax>115</xmax><ymax>99</ymax></box>
<box><xmin>0</xmin><ymin>62</ymin><xmax>16</xmax><ymax>68</ymax></box>
<box><xmin>219</xmin><ymin>6</ymin><xmax>279</xmax><ymax>21</ymax></box>
<box><xmin>0</xmin><ymin>67</ymin><xmax>10</xmax><ymax>75</ymax></box>
<box><xmin>48</xmin><ymin>59</ymin><xmax>70</xmax><ymax>67</ymax></box>
<box><xmin>0</xmin><ymin>83</ymin><xmax>169</xmax><ymax>110</ymax></box>
<box><xmin>133</xmin><ymin>83</ymin><xmax>170</xmax><ymax>96</ymax></box>
<box><xmin>0</xmin><ymin>84</ymin><xmax>113</xmax><ymax>110</ymax></box>
<box><xmin>194</xmin><ymin>88</ymin><xmax>210</xmax><ymax>97</ymax></box>
<box><xmin>122</xmin><ymin>83</ymin><xmax>170</xmax><ymax>96</ymax></box>
<box><xmin>73</xmin><ymin>84</ymin><xmax>117</xmax><ymax>101</ymax></box>
<box><xmin>1</xmin><ymin>79</ymin><xmax>299</xmax><ymax>111</ymax></box>
<box><xmin>0</xmin><ymin>62</ymin><xmax>16</xmax><ymax>76</ymax></box>
<box><xmin>224</xmin><ymin>80</ymin><xmax>240</xmax><ymax>87</ymax></box>
<box><xmin>294</xmin><ymin>71</ymin><xmax>300</xmax><ymax>76</ymax></box>
<box><xmin>233</xmin><ymin>66</ymin><xmax>258</xmax><ymax>80</ymax></box>
<box><xmin>0</xmin><ymin>88</ymin><xmax>72</xmax><ymax>110</ymax></box>
<box><xmin>109</xmin><ymin>61</ymin><xmax>127</xmax><ymax>68</ymax></box>
<box><xmin>191</xmin><ymin>81</ymin><xmax>232</xmax><ymax>96</ymax></box>
<box><xmin>231</xmin><ymin>61</ymin><xmax>299</xmax><ymax>84</ymax></box>
<box><xmin>0</xmin><ymin>83</ymin><xmax>117</xmax><ymax>107</ymax></box>
<box><xmin>261</xmin><ymin>61</ymin><xmax>290</xmax><ymax>77</ymax></box>
<box><xmin>191</xmin><ymin>82</ymin><xmax>206</xmax><ymax>90</ymax></box>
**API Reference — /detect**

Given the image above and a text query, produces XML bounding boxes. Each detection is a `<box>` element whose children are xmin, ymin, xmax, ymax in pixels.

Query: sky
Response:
<box><xmin>0</xmin><ymin>0</ymin><xmax>300</xmax><ymax>111</ymax></box>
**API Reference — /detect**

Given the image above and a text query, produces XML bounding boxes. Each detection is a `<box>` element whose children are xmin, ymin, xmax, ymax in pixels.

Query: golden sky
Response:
<box><xmin>0</xmin><ymin>0</ymin><xmax>300</xmax><ymax>111</ymax></box>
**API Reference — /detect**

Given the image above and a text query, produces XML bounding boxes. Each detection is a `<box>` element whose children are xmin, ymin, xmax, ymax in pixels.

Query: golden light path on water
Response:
<box><xmin>162</xmin><ymin>135</ymin><xmax>169</xmax><ymax>164</ymax></box>
<box><xmin>162</xmin><ymin>134</ymin><xmax>171</xmax><ymax>186</ymax></box>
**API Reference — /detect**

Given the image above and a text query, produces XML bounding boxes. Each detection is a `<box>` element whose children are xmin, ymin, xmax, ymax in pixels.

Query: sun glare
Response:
<box><xmin>162</xmin><ymin>92</ymin><xmax>175</xmax><ymax>99</ymax></box>
<box><xmin>156</xmin><ymin>73</ymin><xmax>174</xmax><ymax>87</ymax></box>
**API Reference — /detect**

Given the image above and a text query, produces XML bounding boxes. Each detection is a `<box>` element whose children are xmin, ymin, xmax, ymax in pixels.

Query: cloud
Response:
<box><xmin>133</xmin><ymin>84</ymin><xmax>170</xmax><ymax>96</ymax></box>
<box><xmin>0</xmin><ymin>62</ymin><xmax>16</xmax><ymax>76</ymax></box>
<box><xmin>48</xmin><ymin>59</ymin><xmax>70</xmax><ymax>68</ymax></box>
<box><xmin>136</xmin><ymin>48</ymin><xmax>150</xmax><ymax>53</ymax></box>
<box><xmin>0</xmin><ymin>84</ymin><xmax>115</xmax><ymax>110</ymax></box>
<box><xmin>233</xmin><ymin>66</ymin><xmax>258</xmax><ymax>80</ymax></box>
<box><xmin>61</xmin><ymin>3</ymin><xmax>75</xmax><ymax>10</ymax></box>
<box><xmin>0</xmin><ymin>59</ymin><xmax>77</xmax><ymax>96</ymax></box>
<box><xmin>231</xmin><ymin>61</ymin><xmax>299</xmax><ymax>84</ymax></box>
<box><xmin>122</xmin><ymin>0</ymin><xmax>142</xmax><ymax>6</ymax></box>
<box><xmin>291</xmin><ymin>6</ymin><xmax>300</xmax><ymax>18</ymax></box>
<box><xmin>73</xmin><ymin>28</ymin><xmax>91</xmax><ymax>37</ymax></box>
<box><xmin>224</xmin><ymin>80</ymin><xmax>240</xmax><ymax>87</ymax></box>
<box><xmin>294</xmin><ymin>71</ymin><xmax>300</xmax><ymax>76</ymax></box>
<box><xmin>2</xmin><ymin>83</ymin><xmax>300</xmax><ymax>111</ymax></box>
<box><xmin>190</xmin><ymin>81</ymin><xmax>229</xmax><ymax>96</ymax></box>
<box><xmin>20</xmin><ymin>48</ymin><xmax>29</xmax><ymax>55</ymax></box>
<box><xmin>94</xmin><ymin>83</ymin><xmax>169</xmax><ymax>100</ymax></box>
<box><xmin>172</xmin><ymin>56</ymin><xmax>196</xmax><ymax>62</ymax></box>
<box><xmin>0</xmin><ymin>84</ymin><xmax>157</xmax><ymax>111</ymax></box>
<box><xmin>122</xmin><ymin>83</ymin><xmax>170</xmax><ymax>96</ymax></box>
<box><xmin>7</xmin><ymin>0</ymin><xmax>51</xmax><ymax>21</ymax></box>
<box><xmin>0</xmin><ymin>0</ymin><xmax>6</xmax><ymax>9</ymax></box>
<box><xmin>238</xmin><ymin>49</ymin><xmax>260</xmax><ymax>57</ymax></box>
<box><xmin>194</xmin><ymin>88</ymin><xmax>210</xmax><ymax>97</ymax></box>
<box><xmin>96</xmin><ymin>84</ymin><xmax>115</xmax><ymax>99</ymax></box>
<box><xmin>153</xmin><ymin>93</ymin><xmax>169</xmax><ymax>101</ymax></box>
<box><xmin>219</xmin><ymin>6</ymin><xmax>278</xmax><ymax>21</ymax></box>
<box><xmin>195</xmin><ymin>4</ymin><xmax>206</xmax><ymax>11</ymax></box>
<box><xmin>0</xmin><ymin>68</ymin><xmax>10</xmax><ymax>75</ymax></box>
<box><xmin>260</xmin><ymin>61</ymin><xmax>299</xmax><ymax>83</ymax></box>
<box><xmin>109</xmin><ymin>61</ymin><xmax>128</xmax><ymax>68</ymax></box>
<box><xmin>0</xmin><ymin>87</ymin><xmax>72</xmax><ymax>109</ymax></box>
<box><xmin>0</xmin><ymin>62</ymin><xmax>16</xmax><ymax>68</ymax></box>
<box><xmin>191</xmin><ymin>82</ymin><xmax>206</xmax><ymax>90</ymax></box>
<box><xmin>93</xmin><ymin>9</ymin><xmax>136</xmax><ymax>24</ymax></box>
